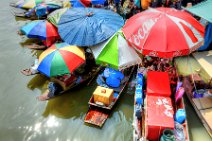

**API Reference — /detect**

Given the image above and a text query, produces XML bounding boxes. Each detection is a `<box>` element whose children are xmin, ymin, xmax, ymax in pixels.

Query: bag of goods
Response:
<box><xmin>175</xmin><ymin>87</ymin><xmax>185</xmax><ymax>103</ymax></box>
<box><xmin>106</xmin><ymin>76</ymin><xmax>121</xmax><ymax>88</ymax></box>
<box><xmin>175</xmin><ymin>109</ymin><xmax>186</xmax><ymax>124</ymax></box>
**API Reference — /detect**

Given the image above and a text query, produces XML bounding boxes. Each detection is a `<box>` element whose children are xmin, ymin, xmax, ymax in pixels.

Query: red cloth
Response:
<box><xmin>146</xmin><ymin>95</ymin><xmax>174</xmax><ymax>141</ymax></box>
<box><xmin>147</xmin><ymin>71</ymin><xmax>171</xmax><ymax>97</ymax></box>
<box><xmin>56</xmin><ymin>74</ymin><xmax>77</xmax><ymax>86</ymax></box>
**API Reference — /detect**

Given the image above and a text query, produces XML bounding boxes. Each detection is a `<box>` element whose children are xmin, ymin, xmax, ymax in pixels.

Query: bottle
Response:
<box><xmin>174</xmin><ymin>122</ymin><xmax>185</xmax><ymax>141</ymax></box>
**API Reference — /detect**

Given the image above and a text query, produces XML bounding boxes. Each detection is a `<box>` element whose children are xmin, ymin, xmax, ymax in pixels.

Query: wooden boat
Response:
<box><xmin>176</xmin><ymin>51</ymin><xmax>212</xmax><ymax>137</ymax></box>
<box><xmin>182</xmin><ymin>74</ymin><xmax>212</xmax><ymax>138</ymax></box>
<box><xmin>133</xmin><ymin>68</ymin><xmax>143</xmax><ymax>141</ymax></box>
<box><xmin>192</xmin><ymin>51</ymin><xmax>212</xmax><ymax>85</ymax></box>
<box><xmin>133</xmin><ymin>70</ymin><xmax>190</xmax><ymax>141</ymax></box>
<box><xmin>10</xmin><ymin>7</ymin><xmax>46</xmax><ymax>20</ymax></box>
<box><xmin>51</xmin><ymin>66</ymin><xmax>102</xmax><ymax>94</ymax></box>
<box><xmin>84</xmin><ymin>66</ymin><xmax>135</xmax><ymax>127</ymax></box>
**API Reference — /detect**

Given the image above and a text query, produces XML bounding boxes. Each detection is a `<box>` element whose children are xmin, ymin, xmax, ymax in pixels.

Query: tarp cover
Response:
<box><xmin>186</xmin><ymin>0</ymin><xmax>212</xmax><ymax>23</ymax></box>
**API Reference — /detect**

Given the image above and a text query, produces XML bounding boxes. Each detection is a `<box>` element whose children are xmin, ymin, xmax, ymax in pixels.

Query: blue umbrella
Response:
<box><xmin>58</xmin><ymin>8</ymin><xmax>124</xmax><ymax>46</ymax></box>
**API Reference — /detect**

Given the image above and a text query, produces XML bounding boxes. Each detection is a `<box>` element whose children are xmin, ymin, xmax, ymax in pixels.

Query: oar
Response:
<box><xmin>87</xmin><ymin>65</ymin><xmax>102</xmax><ymax>86</ymax></box>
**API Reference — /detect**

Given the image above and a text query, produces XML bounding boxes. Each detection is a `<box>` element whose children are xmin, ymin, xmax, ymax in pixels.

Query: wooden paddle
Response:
<box><xmin>87</xmin><ymin>66</ymin><xmax>102</xmax><ymax>86</ymax></box>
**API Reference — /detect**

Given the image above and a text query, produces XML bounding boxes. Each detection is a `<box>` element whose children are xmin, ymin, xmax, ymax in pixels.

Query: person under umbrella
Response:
<box><xmin>33</xmin><ymin>42</ymin><xmax>87</xmax><ymax>100</ymax></box>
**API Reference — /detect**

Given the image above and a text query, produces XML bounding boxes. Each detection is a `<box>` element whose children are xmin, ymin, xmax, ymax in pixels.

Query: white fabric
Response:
<box><xmin>118</xmin><ymin>34</ymin><xmax>141</xmax><ymax>70</ymax></box>
<box><xmin>167</xmin><ymin>15</ymin><xmax>204</xmax><ymax>49</ymax></box>
<box><xmin>31</xmin><ymin>59</ymin><xmax>39</xmax><ymax>74</ymax></box>
<box><xmin>91</xmin><ymin>40</ymin><xmax>108</xmax><ymax>59</ymax></box>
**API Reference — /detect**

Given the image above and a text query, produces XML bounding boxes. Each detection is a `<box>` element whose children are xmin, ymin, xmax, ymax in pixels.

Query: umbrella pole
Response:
<box><xmin>187</xmin><ymin>56</ymin><xmax>198</xmax><ymax>92</ymax></box>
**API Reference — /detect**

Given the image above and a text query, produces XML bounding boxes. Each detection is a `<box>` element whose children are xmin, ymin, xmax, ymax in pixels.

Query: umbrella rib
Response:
<box><xmin>58</xmin><ymin>8</ymin><xmax>124</xmax><ymax>46</ymax></box>
<box><xmin>142</xmin><ymin>14</ymin><xmax>163</xmax><ymax>51</ymax></box>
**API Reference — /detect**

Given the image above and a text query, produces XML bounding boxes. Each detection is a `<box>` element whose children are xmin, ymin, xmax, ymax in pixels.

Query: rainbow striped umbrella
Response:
<box><xmin>15</xmin><ymin>0</ymin><xmax>44</xmax><ymax>9</ymax></box>
<box><xmin>37</xmin><ymin>42</ymin><xmax>85</xmax><ymax>77</ymax></box>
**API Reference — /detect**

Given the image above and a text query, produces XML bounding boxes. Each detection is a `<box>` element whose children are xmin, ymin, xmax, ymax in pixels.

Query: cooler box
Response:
<box><xmin>146</xmin><ymin>95</ymin><xmax>174</xmax><ymax>141</ymax></box>
<box><xmin>93</xmin><ymin>86</ymin><xmax>114</xmax><ymax>106</ymax></box>
<box><xmin>147</xmin><ymin>71</ymin><xmax>171</xmax><ymax>97</ymax></box>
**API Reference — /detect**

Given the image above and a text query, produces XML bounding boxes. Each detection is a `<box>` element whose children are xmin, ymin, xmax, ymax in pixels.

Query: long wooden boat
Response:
<box><xmin>10</xmin><ymin>7</ymin><xmax>46</xmax><ymax>20</ymax></box>
<box><xmin>138</xmin><ymin>98</ymin><xmax>190</xmax><ymax>141</ymax></box>
<box><xmin>133</xmin><ymin>70</ymin><xmax>190</xmax><ymax>141</ymax></box>
<box><xmin>182</xmin><ymin>75</ymin><xmax>212</xmax><ymax>138</ymax></box>
<box><xmin>84</xmin><ymin>66</ymin><xmax>135</xmax><ymax>127</ymax></box>
<box><xmin>50</xmin><ymin>66</ymin><xmax>102</xmax><ymax>95</ymax></box>
<box><xmin>176</xmin><ymin>51</ymin><xmax>212</xmax><ymax>137</ymax></box>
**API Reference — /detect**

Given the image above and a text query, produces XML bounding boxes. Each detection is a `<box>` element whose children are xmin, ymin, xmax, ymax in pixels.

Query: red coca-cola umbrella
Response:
<box><xmin>122</xmin><ymin>7</ymin><xmax>205</xmax><ymax>58</ymax></box>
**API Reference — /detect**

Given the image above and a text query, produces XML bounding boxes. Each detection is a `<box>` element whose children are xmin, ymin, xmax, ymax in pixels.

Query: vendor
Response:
<box><xmin>21</xmin><ymin>59</ymin><xmax>39</xmax><ymax>76</ymax></box>
<box><xmin>37</xmin><ymin>82</ymin><xmax>63</xmax><ymax>101</ymax></box>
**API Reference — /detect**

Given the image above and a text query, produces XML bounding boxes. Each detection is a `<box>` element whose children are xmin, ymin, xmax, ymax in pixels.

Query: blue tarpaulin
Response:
<box><xmin>198</xmin><ymin>23</ymin><xmax>212</xmax><ymax>51</ymax></box>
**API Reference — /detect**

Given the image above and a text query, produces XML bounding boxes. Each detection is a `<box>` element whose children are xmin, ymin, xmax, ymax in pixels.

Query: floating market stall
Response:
<box><xmin>122</xmin><ymin>7</ymin><xmax>205</xmax><ymax>141</ymax></box>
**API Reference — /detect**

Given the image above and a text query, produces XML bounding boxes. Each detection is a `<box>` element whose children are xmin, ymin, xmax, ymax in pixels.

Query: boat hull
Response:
<box><xmin>84</xmin><ymin>67</ymin><xmax>135</xmax><ymax>127</ymax></box>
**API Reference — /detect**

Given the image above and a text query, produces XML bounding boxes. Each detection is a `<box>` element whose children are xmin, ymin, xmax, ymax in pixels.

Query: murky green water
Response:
<box><xmin>0</xmin><ymin>1</ymin><xmax>211</xmax><ymax>141</ymax></box>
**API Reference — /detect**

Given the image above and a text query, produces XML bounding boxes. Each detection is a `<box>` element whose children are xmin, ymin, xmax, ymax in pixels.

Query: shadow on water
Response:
<box><xmin>25</xmin><ymin>64</ymin><xmax>99</xmax><ymax>120</ymax></box>
<box><xmin>15</xmin><ymin>16</ymin><xmax>29</xmax><ymax>22</ymax></box>
<box><xmin>19</xmin><ymin>38</ymin><xmax>42</xmax><ymax>47</ymax></box>
<box><xmin>27</xmin><ymin>74</ymin><xmax>49</xmax><ymax>93</ymax></box>
<box><xmin>42</xmin><ymin>82</ymin><xmax>97</xmax><ymax>119</ymax></box>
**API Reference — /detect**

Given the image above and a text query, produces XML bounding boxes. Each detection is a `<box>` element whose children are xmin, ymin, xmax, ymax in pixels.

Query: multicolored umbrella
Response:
<box><xmin>47</xmin><ymin>8</ymin><xmax>68</xmax><ymax>27</ymax></box>
<box><xmin>58</xmin><ymin>8</ymin><xmax>124</xmax><ymax>46</ymax></box>
<box><xmin>122</xmin><ymin>7</ymin><xmax>205</xmax><ymax>58</ymax></box>
<box><xmin>20</xmin><ymin>20</ymin><xmax>59</xmax><ymax>41</ymax></box>
<box><xmin>15</xmin><ymin>0</ymin><xmax>44</xmax><ymax>9</ymax></box>
<box><xmin>91</xmin><ymin>30</ymin><xmax>141</xmax><ymax>70</ymax></box>
<box><xmin>37</xmin><ymin>42</ymin><xmax>85</xmax><ymax>77</ymax></box>
<box><xmin>70</xmin><ymin>0</ymin><xmax>105</xmax><ymax>7</ymax></box>
<box><xmin>35</xmin><ymin>2</ymin><xmax>62</xmax><ymax>17</ymax></box>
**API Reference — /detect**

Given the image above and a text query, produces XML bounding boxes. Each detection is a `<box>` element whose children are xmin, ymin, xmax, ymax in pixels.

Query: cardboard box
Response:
<box><xmin>146</xmin><ymin>95</ymin><xmax>174</xmax><ymax>141</ymax></box>
<box><xmin>147</xmin><ymin>71</ymin><xmax>171</xmax><ymax>97</ymax></box>
<box><xmin>93</xmin><ymin>86</ymin><xmax>114</xmax><ymax>106</ymax></box>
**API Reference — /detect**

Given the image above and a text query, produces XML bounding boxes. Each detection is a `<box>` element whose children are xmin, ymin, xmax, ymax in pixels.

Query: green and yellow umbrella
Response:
<box><xmin>47</xmin><ymin>8</ymin><xmax>68</xmax><ymax>27</ymax></box>
<box><xmin>37</xmin><ymin>42</ymin><xmax>85</xmax><ymax>77</ymax></box>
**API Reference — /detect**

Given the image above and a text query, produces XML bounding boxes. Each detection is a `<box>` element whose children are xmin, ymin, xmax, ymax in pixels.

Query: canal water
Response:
<box><xmin>0</xmin><ymin>1</ymin><xmax>211</xmax><ymax>141</ymax></box>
